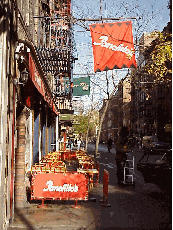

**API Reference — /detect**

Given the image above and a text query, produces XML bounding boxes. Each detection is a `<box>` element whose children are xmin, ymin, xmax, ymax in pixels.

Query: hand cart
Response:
<box><xmin>122</xmin><ymin>155</ymin><xmax>135</xmax><ymax>187</ymax></box>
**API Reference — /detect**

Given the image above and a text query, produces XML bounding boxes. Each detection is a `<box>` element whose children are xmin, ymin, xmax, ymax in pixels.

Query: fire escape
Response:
<box><xmin>34</xmin><ymin>0</ymin><xmax>74</xmax><ymax>114</ymax></box>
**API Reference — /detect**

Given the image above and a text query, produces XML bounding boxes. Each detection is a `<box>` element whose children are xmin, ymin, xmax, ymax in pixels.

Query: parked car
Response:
<box><xmin>142</xmin><ymin>135</ymin><xmax>159</xmax><ymax>148</ymax></box>
<box><xmin>137</xmin><ymin>149</ymin><xmax>172</xmax><ymax>188</ymax></box>
<box><xmin>142</xmin><ymin>135</ymin><xmax>170</xmax><ymax>154</ymax></box>
<box><xmin>151</xmin><ymin>140</ymin><xmax>170</xmax><ymax>154</ymax></box>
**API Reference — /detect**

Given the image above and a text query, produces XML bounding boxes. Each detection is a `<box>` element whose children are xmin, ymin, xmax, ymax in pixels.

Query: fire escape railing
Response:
<box><xmin>33</xmin><ymin>1</ymin><xmax>74</xmax><ymax>112</ymax></box>
<box><xmin>17</xmin><ymin>0</ymin><xmax>75</xmax><ymax>112</ymax></box>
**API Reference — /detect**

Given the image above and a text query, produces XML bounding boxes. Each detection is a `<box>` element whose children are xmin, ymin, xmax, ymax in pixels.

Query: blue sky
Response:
<box><xmin>136</xmin><ymin>0</ymin><xmax>170</xmax><ymax>31</ymax></box>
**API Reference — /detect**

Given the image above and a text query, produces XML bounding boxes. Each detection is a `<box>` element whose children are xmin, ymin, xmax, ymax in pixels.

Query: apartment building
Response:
<box><xmin>99</xmin><ymin>95</ymin><xmax>119</xmax><ymax>143</ymax></box>
<box><xmin>130</xmin><ymin>28</ymin><xmax>172</xmax><ymax>143</ymax></box>
<box><xmin>0</xmin><ymin>0</ymin><xmax>74</xmax><ymax>228</ymax></box>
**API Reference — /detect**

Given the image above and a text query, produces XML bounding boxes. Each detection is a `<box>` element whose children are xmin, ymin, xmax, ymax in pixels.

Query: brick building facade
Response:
<box><xmin>99</xmin><ymin>95</ymin><xmax>119</xmax><ymax>143</ymax></box>
<box><xmin>0</xmin><ymin>0</ymin><xmax>74</xmax><ymax>228</ymax></box>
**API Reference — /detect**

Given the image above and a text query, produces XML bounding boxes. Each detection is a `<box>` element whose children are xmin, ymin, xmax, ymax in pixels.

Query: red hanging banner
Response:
<box><xmin>89</xmin><ymin>21</ymin><xmax>137</xmax><ymax>72</ymax></box>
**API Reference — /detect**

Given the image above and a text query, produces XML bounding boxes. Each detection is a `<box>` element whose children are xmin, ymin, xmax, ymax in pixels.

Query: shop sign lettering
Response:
<box><xmin>43</xmin><ymin>180</ymin><xmax>78</xmax><ymax>192</ymax></box>
<box><xmin>73</xmin><ymin>82</ymin><xmax>89</xmax><ymax>91</ymax></box>
<box><xmin>93</xmin><ymin>36</ymin><xmax>134</xmax><ymax>59</ymax></box>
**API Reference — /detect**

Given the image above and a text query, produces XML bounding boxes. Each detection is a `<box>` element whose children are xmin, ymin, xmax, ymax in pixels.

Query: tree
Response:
<box><xmin>95</xmin><ymin>73</ymin><xmax>129</xmax><ymax>157</ymax></box>
<box><xmin>72</xmin><ymin>0</ymin><xmax>170</xmax><ymax>155</ymax></box>
<box><xmin>144</xmin><ymin>31</ymin><xmax>172</xmax><ymax>84</ymax></box>
<box><xmin>72</xmin><ymin>109</ymin><xmax>99</xmax><ymax>144</ymax></box>
<box><xmin>73</xmin><ymin>114</ymin><xmax>90</xmax><ymax>139</ymax></box>
<box><xmin>85</xmin><ymin>108</ymin><xmax>99</xmax><ymax>150</ymax></box>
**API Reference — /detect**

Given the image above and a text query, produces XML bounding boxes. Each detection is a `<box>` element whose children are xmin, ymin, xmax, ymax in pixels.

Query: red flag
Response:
<box><xmin>89</xmin><ymin>21</ymin><xmax>137</xmax><ymax>72</ymax></box>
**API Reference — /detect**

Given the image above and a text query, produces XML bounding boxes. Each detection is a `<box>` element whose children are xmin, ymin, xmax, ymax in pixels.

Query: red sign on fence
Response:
<box><xmin>31</xmin><ymin>173</ymin><xmax>88</xmax><ymax>200</ymax></box>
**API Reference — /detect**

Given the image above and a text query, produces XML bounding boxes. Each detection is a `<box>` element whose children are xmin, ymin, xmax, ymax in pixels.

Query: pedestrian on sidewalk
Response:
<box><xmin>107</xmin><ymin>137</ymin><xmax>113</xmax><ymax>153</ymax></box>
<box><xmin>71</xmin><ymin>139</ymin><xmax>74</xmax><ymax>150</ymax></box>
<box><xmin>75</xmin><ymin>139</ymin><xmax>77</xmax><ymax>147</ymax></box>
<box><xmin>77</xmin><ymin>139</ymin><xmax>81</xmax><ymax>150</ymax></box>
<box><xmin>115</xmin><ymin>137</ymin><xmax>129</xmax><ymax>184</ymax></box>
<box><xmin>68</xmin><ymin>138</ymin><xmax>72</xmax><ymax>149</ymax></box>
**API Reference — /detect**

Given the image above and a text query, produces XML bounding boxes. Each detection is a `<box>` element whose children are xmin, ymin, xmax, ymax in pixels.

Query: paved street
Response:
<box><xmin>87</xmin><ymin>143</ymin><xmax>171</xmax><ymax>229</ymax></box>
<box><xmin>8</xmin><ymin>144</ymin><xmax>172</xmax><ymax>230</ymax></box>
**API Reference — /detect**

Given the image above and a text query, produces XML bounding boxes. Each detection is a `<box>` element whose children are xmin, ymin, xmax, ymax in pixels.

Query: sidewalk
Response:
<box><xmin>9</xmin><ymin>201</ymin><xmax>96</xmax><ymax>230</ymax></box>
<box><xmin>8</xmin><ymin>144</ymin><xmax>171</xmax><ymax>230</ymax></box>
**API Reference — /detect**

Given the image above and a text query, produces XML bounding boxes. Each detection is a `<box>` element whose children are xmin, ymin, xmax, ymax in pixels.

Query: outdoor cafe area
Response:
<box><xmin>30</xmin><ymin>149</ymin><xmax>99</xmax><ymax>204</ymax></box>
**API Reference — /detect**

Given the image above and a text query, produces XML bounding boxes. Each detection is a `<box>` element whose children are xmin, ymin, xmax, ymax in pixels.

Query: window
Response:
<box><xmin>107</xmin><ymin>120</ymin><xmax>112</xmax><ymax>128</ymax></box>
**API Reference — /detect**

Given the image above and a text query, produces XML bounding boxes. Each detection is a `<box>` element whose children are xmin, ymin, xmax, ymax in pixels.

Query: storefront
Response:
<box><xmin>14</xmin><ymin>41</ymin><xmax>59</xmax><ymax>208</ymax></box>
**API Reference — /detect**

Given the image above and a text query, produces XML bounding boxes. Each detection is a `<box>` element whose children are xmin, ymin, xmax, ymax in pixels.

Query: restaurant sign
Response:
<box><xmin>43</xmin><ymin>180</ymin><xmax>78</xmax><ymax>192</ymax></box>
<box><xmin>31</xmin><ymin>173</ymin><xmax>88</xmax><ymax>200</ymax></box>
<box><xmin>89</xmin><ymin>21</ymin><xmax>137</xmax><ymax>72</ymax></box>
<box><xmin>60</xmin><ymin>114</ymin><xmax>74</xmax><ymax>121</ymax></box>
<box><xmin>73</xmin><ymin>77</ymin><xmax>90</xmax><ymax>96</ymax></box>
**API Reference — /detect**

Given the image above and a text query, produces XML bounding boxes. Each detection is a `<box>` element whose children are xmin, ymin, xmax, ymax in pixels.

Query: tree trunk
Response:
<box><xmin>95</xmin><ymin>98</ymin><xmax>110</xmax><ymax>157</ymax></box>
<box><xmin>94</xmin><ymin>74</ymin><xmax>128</xmax><ymax>157</ymax></box>
<box><xmin>15</xmin><ymin>108</ymin><xmax>27</xmax><ymax>208</ymax></box>
<box><xmin>85</xmin><ymin>120</ymin><xmax>90</xmax><ymax>151</ymax></box>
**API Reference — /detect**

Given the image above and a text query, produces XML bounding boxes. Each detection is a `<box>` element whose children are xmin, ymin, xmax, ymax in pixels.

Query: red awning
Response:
<box><xmin>29</xmin><ymin>53</ymin><xmax>58</xmax><ymax>115</ymax></box>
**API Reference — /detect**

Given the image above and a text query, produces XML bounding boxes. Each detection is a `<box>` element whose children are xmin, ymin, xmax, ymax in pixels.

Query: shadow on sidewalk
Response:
<box><xmin>9</xmin><ymin>207</ymin><xmax>35</xmax><ymax>230</ymax></box>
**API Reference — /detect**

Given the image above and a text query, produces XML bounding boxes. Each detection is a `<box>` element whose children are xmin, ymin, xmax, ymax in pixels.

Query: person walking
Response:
<box><xmin>68</xmin><ymin>138</ymin><xmax>72</xmax><ymax>149</ymax></box>
<box><xmin>115</xmin><ymin>137</ymin><xmax>129</xmax><ymax>184</ymax></box>
<box><xmin>71</xmin><ymin>139</ymin><xmax>74</xmax><ymax>151</ymax></box>
<box><xmin>75</xmin><ymin>139</ymin><xmax>77</xmax><ymax>147</ymax></box>
<box><xmin>107</xmin><ymin>137</ymin><xmax>113</xmax><ymax>153</ymax></box>
<box><xmin>77</xmin><ymin>139</ymin><xmax>81</xmax><ymax>150</ymax></box>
